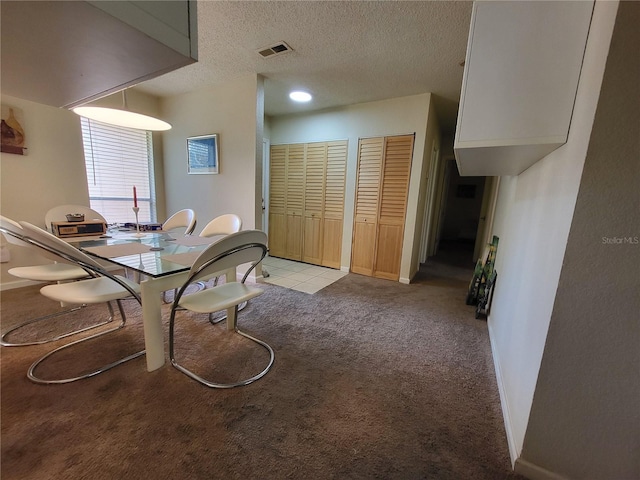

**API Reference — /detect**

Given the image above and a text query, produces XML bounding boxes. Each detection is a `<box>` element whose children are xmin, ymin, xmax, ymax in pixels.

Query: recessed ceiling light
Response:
<box><xmin>289</xmin><ymin>91</ymin><xmax>312</xmax><ymax>102</ymax></box>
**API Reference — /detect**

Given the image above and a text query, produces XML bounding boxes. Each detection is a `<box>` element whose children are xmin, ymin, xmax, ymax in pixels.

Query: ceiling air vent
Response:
<box><xmin>258</xmin><ymin>42</ymin><xmax>293</xmax><ymax>58</ymax></box>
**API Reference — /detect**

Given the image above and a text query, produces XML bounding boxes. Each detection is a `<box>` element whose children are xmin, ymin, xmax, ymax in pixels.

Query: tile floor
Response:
<box><xmin>261</xmin><ymin>256</ymin><xmax>348</xmax><ymax>294</ymax></box>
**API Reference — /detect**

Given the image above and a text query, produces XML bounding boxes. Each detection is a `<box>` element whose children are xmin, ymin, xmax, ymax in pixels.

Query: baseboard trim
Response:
<box><xmin>487</xmin><ymin>319</ymin><xmax>520</xmax><ymax>467</ymax></box>
<box><xmin>340</xmin><ymin>266</ymin><xmax>350</xmax><ymax>273</ymax></box>
<box><xmin>0</xmin><ymin>278</ymin><xmax>39</xmax><ymax>291</ymax></box>
<box><xmin>515</xmin><ymin>458</ymin><xmax>569</xmax><ymax>480</ymax></box>
<box><xmin>399</xmin><ymin>276</ymin><xmax>410</xmax><ymax>284</ymax></box>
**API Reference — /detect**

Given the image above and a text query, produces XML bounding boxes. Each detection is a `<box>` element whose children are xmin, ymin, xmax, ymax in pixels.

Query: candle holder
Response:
<box><xmin>132</xmin><ymin>207</ymin><xmax>145</xmax><ymax>237</ymax></box>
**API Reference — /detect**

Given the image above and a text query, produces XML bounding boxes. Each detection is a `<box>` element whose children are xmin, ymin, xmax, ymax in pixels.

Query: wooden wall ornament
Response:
<box><xmin>1</xmin><ymin>105</ymin><xmax>27</xmax><ymax>155</ymax></box>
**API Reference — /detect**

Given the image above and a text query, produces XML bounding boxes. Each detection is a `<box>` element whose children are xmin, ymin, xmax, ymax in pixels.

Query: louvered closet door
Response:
<box><xmin>374</xmin><ymin>134</ymin><xmax>414</xmax><ymax>280</ymax></box>
<box><xmin>302</xmin><ymin>143</ymin><xmax>326</xmax><ymax>264</ymax></box>
<box><xmin>351</xmin><ymin>137</ymin><xmax>384</xmax><ymax>276</ymax></box>
<box><xmin>322</xmin><ymin>141</ymin><xmax>347</xmax><ymax>268</ymax></box>
<box><xmin>286</xmin><ymin>144</ymin><xmax>305</xmax><ymax>260</ymax></box>
<box><xmin>268</xmin><ymin>145</ymin><xmax>287</xmax><ymax>258</ymax></box>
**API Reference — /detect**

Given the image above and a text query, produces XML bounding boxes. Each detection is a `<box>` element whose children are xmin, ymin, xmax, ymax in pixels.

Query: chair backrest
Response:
<box><xmin>20</xmin><ymin>221</ymin><xmax>141</xmax><ymax>301</ymax></box>
<box><xmin>1</xmin><ymin>215</ymin><xmax>66</xmax><ymax>263</ymax></box>
<box><xmin>45</xmin><ymin>205</ymin><xmax>107</xmax><ymax>232</ymax></box>
<box><xmin>0</xmin><ymin>215</ymin><xmax>30</xmax><ymax>248</ymax></box>
<box><xmin>199</xmin><ymin>214</ymin><xmax>242</xmax><ymax>238</ymax></box>
<box><xmin>19</xmin><ymin>221</ymin><xmax>103</xmax><ymax>271</ymax></box>
<box><xmin>162</xmin><ymin>209</ymin><xmax>196</xmax><ymax>235</ymax></box>
<box><xmin>189</xmin><ymin>230</ymin><xmax>267</xmax><ymax>285</ymax></box>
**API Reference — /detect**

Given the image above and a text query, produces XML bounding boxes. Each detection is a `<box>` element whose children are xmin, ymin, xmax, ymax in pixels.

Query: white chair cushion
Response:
<box><xmin>8</xmin><ymin>263</ymin><xmax>88</xmax><ymax>282</ymax></box>
<box><xmin>40</xmin><ymin>275</ymin><xmax>140</xmax><ymax>305</ymax></box>
<box><xmin>178</xmin><ymin>282</ymin><xmax>263</xmax><ymax>314</ymax></box>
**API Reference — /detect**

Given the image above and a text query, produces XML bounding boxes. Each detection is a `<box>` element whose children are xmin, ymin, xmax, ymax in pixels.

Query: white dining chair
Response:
<box><xmin>162</xmin><ymin>208</ymin><xmax>197</xmax><ymax>236</ymax></box>
<box><xmin>196</xmin><ymin>213</ymin><xmax>244</xmax><ymax>316</ymax></box>
<box><xmin>0</xmin><ymin>215</ymin><xmax>104</xmax><ymax>346</ymax></box>
<box><xmin>169</xmin><ymin>229</ymin><xmax>273</xmax><ymax>388</ymax></box>
<box><xmin>44</xmin><ymin>204</ymin><xmax>107</xmax><ymax>232</ymax></box>
<box><xmin>18</xmin><ymin>222</ymin><xmax>145</xmax><ymax>384</ymax></box>
<box><xmin>163</xmin><ymin>213</ymin><xmax>244</xmax><ymax>305</ymax></box>
<box><xmin>198</xmin><ymin>213</ymin><xmax>242</xmax><ymax>285</ymax></box>
<box><xmin>199</xmin><ymin>213</ymin><xmax>242</xmax><ymax>238</ymax></box>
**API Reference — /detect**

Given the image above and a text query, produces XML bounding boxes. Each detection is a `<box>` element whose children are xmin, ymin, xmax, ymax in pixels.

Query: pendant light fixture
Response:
<box><xmin>72</xmin><ymin>90</ymin><xmax>171</xmax><ymax>131</ymax></box>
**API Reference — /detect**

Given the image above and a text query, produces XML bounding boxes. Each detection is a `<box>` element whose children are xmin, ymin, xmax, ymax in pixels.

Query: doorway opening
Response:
<box><xmin>438</xmin><ymin>160</ymin><xmax>485</xmax><ymax>265</ymax></box>
<box><xmin>422</xmin><ymin>158</ymin><xmax>499</xmax><ymax>269</ymax></box>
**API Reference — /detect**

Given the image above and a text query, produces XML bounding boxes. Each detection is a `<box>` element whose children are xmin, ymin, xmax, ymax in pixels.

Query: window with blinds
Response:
<box><xmin>80</xmin><ymin>118</ymin><xmax>156</xmax><ymax>224</ymax></box>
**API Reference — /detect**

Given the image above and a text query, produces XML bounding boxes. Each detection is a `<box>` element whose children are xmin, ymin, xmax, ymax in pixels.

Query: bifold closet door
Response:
<box><xmin>285</xmin><ymin>144</ymin><xmax>305</xmax><ymax>261</ymax></box>
<box><xmin>374</xmin><ymin>134</ymin><xmax>414</xmax><ymax>280</ymax></box>
<box><xmin>268</xmin><ymin>145</ymin><xmax>287</xmax><ymax>258</ymax></box>
<box><xmin>351</xmin><ymin>137</ymin><xmax>384</xmax><ymax>276</ymax></box>
<box><xmin>351</xmin><ymin>134</ymin><xmax>414</xmax><ymax>281</ymax></box>
<box><xmin>302</xmin><ymin>143</ymin><xmax>326</xmax><ymax>264</ymax></box>
<box><xmin>269</xmin><ymin>140</ymin><xmax>347</xmax><ymax>267</ymax></box>
<box><xmin>268</xmin><ymin>143</ymin><xmax>304</xmax><ymax>260</ymax></box>
<box><xmin>321</xmin><ymin>141</ymin><xmax>347</xmax><ymax>268</ymax></box>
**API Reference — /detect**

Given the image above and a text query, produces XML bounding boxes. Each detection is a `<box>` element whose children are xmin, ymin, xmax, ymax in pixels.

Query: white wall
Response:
<box><xmin>519</xmin><ymin>1</ymin><xmax>639</xmax><ymax>477</ymax></box>
<box><xmin>269</xmin><ymin>94</ymin><xmax>433</xmax><ymax>281</ymax></box>
<box><xmin>0</xmin><ymin>94</ymin><xmax>89</xmax><ymax>288</ymax></box>
<box><xmin>160</xmin><ymin>75</ymin><xmax>262</xmax><ymax>232</ymax></box>
<box><xmin>487</xmin><ymin>0</ymin><xmax>619</xmax><ymax>464</ymax></box>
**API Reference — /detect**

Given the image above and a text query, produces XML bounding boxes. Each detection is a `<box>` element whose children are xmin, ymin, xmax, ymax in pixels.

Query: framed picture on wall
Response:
<box><xmin>187</xmin><ymin>134</ymin><xmax>219</xmax><ymax>174</ymax></box>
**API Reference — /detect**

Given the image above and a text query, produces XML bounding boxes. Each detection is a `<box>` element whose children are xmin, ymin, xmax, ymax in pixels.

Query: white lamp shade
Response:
<box><xmin>72</xmin><ymin>106</ymin><xmax>172</xmax><ymax>131</ymax></box>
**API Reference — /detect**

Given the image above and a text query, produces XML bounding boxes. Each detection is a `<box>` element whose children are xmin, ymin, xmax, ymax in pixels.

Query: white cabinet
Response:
<box><xmin>454</xmin><ymin>1</ymin><xmax>594</xmax><ymax>176</ymax></box>
<box><xmin>0</xmin><ymin>1</ymin><xmax>197</xmax><ymax>109</ymax></box>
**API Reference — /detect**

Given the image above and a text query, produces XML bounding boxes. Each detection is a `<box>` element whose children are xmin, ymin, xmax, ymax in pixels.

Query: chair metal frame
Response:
<box><xmin>17</xmin><ymin>222</ymin><xmax>145</xmax><ymax>384</ymax></box>
<box><xmin>0</xmin><ymin>217</ymin><xmax>109</xmax><ymax>347</ymax></box>
<box><xmin>169</xmin><ymin>230</ymin><xmax>273</xmax><ymax>389</ymax></box>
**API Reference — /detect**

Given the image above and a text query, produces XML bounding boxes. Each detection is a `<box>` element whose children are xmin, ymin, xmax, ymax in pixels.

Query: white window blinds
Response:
<box><xmin>80</xmin><ymin>118</ymin><xmax>156</xmax><ymax>224</ymax></box>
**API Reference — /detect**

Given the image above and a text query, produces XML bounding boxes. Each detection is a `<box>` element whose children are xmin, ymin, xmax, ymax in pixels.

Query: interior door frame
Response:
<box><xmin>472</xmin><ymin>176</ymin><xmax>500</xmax><ymax>261</ymax></box>
<box><xmin>419</xmin><ymin>140</ymin><xmax>440</xmax><ymax>263</ymax></box>
<box><xmin>262</xmin><ymin>138</ymin><xmax>270</xmax><ymax>235</ymax></box>
<box><xmin>428</xmin><ymin>156</ymin><xmax>453</xmax><ymax>257</ymax></box>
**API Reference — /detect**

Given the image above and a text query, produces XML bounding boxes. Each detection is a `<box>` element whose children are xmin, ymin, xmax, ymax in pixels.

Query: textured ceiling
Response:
<box><xmin>136</xmin><ymin>1</ymin><xmax>473</xmax><ymax>135</ymax></box>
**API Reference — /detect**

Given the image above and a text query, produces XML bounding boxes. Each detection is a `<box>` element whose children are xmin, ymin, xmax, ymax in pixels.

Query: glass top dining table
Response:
<box><xmin>68</xmin><ymin>230</ymin><xmax>223</xmax><ymax>372</ymax></box>
<box><xmin>68</xmin><ymin>230</ymin><xmax>216</xmax><ymax>278</ymax></box>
